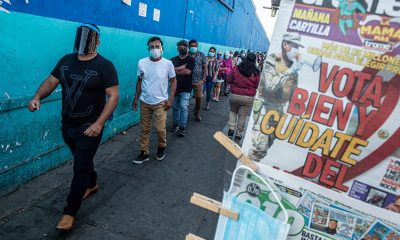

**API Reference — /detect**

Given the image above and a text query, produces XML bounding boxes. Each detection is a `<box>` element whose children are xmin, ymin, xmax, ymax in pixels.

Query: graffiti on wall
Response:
<box><xmin>0</xmin><ymin>0</ymin><xmax>11</xmax><ymax>13</ymax></box>
<box><xmin>0</xmin><ymin>0</ymin><xmax>30</xmax><ymax>14</ymax></box>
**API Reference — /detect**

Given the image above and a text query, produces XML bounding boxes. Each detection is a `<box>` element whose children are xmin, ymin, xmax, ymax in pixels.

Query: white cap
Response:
<box><xmin>282</xmin><ymin>32</ymin><xmax>304</xmax><ymax>48</ymax></box>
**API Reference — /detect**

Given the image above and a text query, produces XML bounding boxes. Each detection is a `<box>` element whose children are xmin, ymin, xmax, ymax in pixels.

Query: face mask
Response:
<box><xmin>179</xmin><ymin>48</ymin><xmax>188</xmax><ymax>56</ymax></box>
<box><xmin>217</xmin><ymin>55</ymin><xmax>222</xmax><ymax>60</ymax></box>
<box><xmin>286</xmin><ymin>47</ymin><xmax>299</xmax><ymax>60</ymax></box>
<box><xmin>189</xmin><ymin>47</ymin><xmax>197</xmax><ymax>53</ymax></box>
<box><xmin>215</xmin><ymin>193</ymin><xmax>290</xmax><ymax>240</ymax></box>
<box><xmin>150</xmin><ymin>49</ymin><xmax>162</xmax><ymax>59</ymax></box>
<box><xmin>230</xmin><ymin>54</ymin><xmax>233</xmax><ymax>58</ymax></box>
<box><xmin>241</xmin><ymin>54</ymin><xmax>245</xmax><ymax>58</ymax></box>
<box><xmin>224</xmin><ymin>55</ymin><xmax>229</xmax><ymax>59</ymax></box>
<box><xmin>214</xmin><ymin>166</ymin><xmax>290</xmax><ymax>240</ymax></box>
<box><xmin>208</xmin><ymin>52</ymin><xmax>215</xmax><ymax>57</ymax></box>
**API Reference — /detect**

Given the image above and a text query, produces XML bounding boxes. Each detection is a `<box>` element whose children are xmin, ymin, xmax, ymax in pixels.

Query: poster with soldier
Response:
<box><xmin>240</xmin><ymin>0</ymin><xmax>400</xmax><ymax>229</ymax></box>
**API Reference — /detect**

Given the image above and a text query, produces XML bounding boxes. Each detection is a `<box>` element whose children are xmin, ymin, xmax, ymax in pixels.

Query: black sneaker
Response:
<box><xmin>157</xmin><ymin>147</ymin><xmax>166</xmax><ymax>161</ymax></box>
<box><xmin>227</xmin><ymin>129</ymin><xmax>234</xmax><ymax>138</ymax></box>
<box><xmin>177</xmin><ymin>127</ymin><xmax>186</xmax><ymax>137</ymax></box>
<box><xmin>133</xmin><ymin>151</ymin><xmax>150</xmax><ymax>164</ymax></box>
<box><xmin>170</xmin><ymin>123</ymin><xmax>179</xmax><ymax>132</ymax></box>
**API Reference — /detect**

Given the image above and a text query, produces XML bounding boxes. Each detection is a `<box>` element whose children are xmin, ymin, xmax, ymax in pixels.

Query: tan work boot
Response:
<box><xmin>83</xmin><ymin>184</ymin><xmax>98</xmax><ymax>200</ymax></box>
<box><xmin>56</xmin><ymin>215</ymin><xmax>75</xmax><ymax>231</ymax></box>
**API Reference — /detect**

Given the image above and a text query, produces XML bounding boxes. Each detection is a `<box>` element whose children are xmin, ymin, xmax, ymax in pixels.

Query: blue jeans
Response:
<box><xmin>173</xmin><ymin>92</ymin><xmax>191</xmax><ymax>128</ymax></box>
<box><xmin>203</xmin><ymin>76</ymin><xmax>214</xmax><ymax>103</ymax></box>
<box><xmin>61</xmin><ymin>122</ymin><xmax>103</xmax><ymax>216</ymax></box>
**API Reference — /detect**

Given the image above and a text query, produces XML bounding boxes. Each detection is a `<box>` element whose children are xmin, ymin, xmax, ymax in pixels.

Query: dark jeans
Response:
<box><xmin>203</xmin><ymin>76</ymin><xmax>215</xmax><ymax>103</ymax></box>
<box><xmin>61</xmin><ymin>123</ymin><xmax>103</xmax><ymax>216</ymax></box>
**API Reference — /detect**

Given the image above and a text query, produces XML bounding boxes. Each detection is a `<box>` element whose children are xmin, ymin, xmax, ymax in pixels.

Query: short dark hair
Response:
<box><xmin>209</xmin><ymin>47</ymin><xmax>216</xmax><ymax>52</ymax></box>
<box><xmin>177</xmin><ymin>40</ymin><xmax>188</xmax><ymax>47</ymax></box>
<box><xmin>147</xmin><ymin>36</ymin><xmax>163</xmax><ymax>46</ymax></box>
<box><xmin>189</xmin><ymin>39</ymin><xmax>198</xmax><ymax>45</ymax></box>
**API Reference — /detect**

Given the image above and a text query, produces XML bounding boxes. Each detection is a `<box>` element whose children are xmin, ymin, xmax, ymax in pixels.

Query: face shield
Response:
<box><xmin>73</xmin><ymin>25</ymin><xmax>100</xmax><ymax>55</ymax></box>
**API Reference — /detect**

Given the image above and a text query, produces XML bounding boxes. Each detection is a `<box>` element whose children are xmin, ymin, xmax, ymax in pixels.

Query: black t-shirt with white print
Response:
<box><xmin>51</xmin><ymin>53</ymin><xmax>119</xmax><ymax>127</ymax></box>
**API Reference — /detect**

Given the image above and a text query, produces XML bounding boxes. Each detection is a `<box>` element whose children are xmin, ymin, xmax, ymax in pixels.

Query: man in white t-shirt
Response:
<box><xmin>132</xmin><ymin>36</ymin><xmax>177</xmax><ymax>164</ymax></box>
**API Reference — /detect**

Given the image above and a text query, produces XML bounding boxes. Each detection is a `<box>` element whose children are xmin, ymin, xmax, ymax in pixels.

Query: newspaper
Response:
<box><xmin>218</xmin><ymin>165</ymin><xmax>400</xmax><ymax>239</ymax></box>
<box><xmin>240</xmin><ymin>0</ymin><xmax>400</xmax><ymax>226</ymax></box>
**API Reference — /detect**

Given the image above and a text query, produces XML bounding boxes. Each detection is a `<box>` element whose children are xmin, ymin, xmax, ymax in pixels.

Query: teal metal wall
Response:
<box><xmin>0</xmin><ymin>0</ymin><xmax>269</xmax><ymax>196</ymax></box>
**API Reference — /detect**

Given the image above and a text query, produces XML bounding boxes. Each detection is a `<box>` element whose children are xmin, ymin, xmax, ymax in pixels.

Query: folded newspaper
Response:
<box><xmin>219</xmin><ymin>165</ymin><xmax>400</xmax><ymax>240</ymax></box>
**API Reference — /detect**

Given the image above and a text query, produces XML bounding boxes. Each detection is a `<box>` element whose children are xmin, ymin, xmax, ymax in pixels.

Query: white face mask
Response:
<box><xmin>150</xmin><ymin>49</ymin><xmax>162</xmax><ymax>59</ymax></box>
<box><xmin>286</xmin><ymin>47</ymin><xmax>298</xmax><ymax>60</ymax></box>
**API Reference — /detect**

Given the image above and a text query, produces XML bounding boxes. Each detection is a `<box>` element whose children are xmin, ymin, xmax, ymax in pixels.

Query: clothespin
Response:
<box><xmin>185</xmin><ymin>233</ymin><xmax>206</xmax><ymax>240</ymax></box>
<box><xmin>213</xmin><ymin>131</ymin><xmax>259</xmax><ymax>171</ymax></box>
<box><xmin>190</xmin><ymin>193</ymin><xmax>239</xmax><ymax>220</ymax></box>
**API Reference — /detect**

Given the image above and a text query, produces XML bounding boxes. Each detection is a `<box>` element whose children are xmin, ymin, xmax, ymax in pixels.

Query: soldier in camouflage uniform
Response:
<box><xmin>249</xmin><ymin>33</ymin><xmax>304</xmax><ymax>161</ymax></box>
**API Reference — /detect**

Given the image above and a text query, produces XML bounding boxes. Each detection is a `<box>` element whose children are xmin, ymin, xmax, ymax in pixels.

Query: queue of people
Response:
<box><xmin>27</xmin><ymin>23</ymin><xmax>265</xmax><ymax>231</ymax></box>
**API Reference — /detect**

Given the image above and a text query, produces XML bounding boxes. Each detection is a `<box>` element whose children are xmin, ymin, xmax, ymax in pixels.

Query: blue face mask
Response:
<box><xmin>214</xmin><ymin>193</ymin><xmax>290</xmax><ymax>240</ymax></box>
<box><xmin>208</xmin><ymin>52</ymin><xmax>215</xmax><ymax>57</ymax></box>
<box><xmin>214</xmin><ymin>166</ymin><xmax>290</xmax><ymax>240</ymax></box>
<box><xmin>189</xmin><ymin>47</ymin><xmax>197</xmax><ymax>53</ymax></box>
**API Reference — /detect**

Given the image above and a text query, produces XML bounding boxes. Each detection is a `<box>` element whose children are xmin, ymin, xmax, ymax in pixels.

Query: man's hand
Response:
<box><xmin>132</xmin><ymin>99</ymin><xmax>138</xmax><ymax>111</ymax></box>
<box><xmin>175</xmin><ymin>64</ymin><xmax>187</xmax><ymax>71</ymax></box>
<box><xmin>27</xmin><ymin>75</ymin><xmax>60</xmax><ymax>112</ymax></box>
<box><xmin>84</xmin><ymin>122</ymin><xmax>104</xmax><ymax>137</ymax></box>
<box><xmin>164</xmin><ymin>99</ymin><xmax>173</xmax><ymax>110</ymax></box>
<box><xmin>28</xmin><ymin>99</ymin><xmax>41</xmax><ymax>112</ymax></box>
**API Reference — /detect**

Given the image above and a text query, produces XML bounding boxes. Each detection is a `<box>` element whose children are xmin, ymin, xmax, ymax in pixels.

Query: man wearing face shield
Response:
<box><xmin>249</xmin><ymin>32</ymin><xmax>304</xmax><ymax>162</ymax></box>
<box><xmin>132</xmin><ymin>37</ymin><xmax>177</xmax><ymax>164</ymax></box>
<box><xmin>170</xmin><ymin>40</ymin><xmax>195</xmax><ymax>137</ymax></box>
<box><xmin>28</xmin><ymin>23</ymin><xmax>119</xmax><ymax>230</ymax></box>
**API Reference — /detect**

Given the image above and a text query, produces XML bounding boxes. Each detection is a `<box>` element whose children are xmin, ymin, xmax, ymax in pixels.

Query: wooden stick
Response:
<box><xmin>190</xmin><ymin>193</ymin><xmax>239</xmax><ymax>220</ymax></box>
<box><xmin>186</xmin><ymin>233</ymin><xmax>206</xmax><ymax>240</ymax></box>
<box><xmin>213</xmin><ymin>131</ymin><xmax>259</xmax><ymax>171</ymax></box>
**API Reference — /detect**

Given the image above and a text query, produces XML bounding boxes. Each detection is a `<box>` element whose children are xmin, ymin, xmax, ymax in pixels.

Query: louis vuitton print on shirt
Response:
<box><xmin>51</xmin><ymin>53</ymin><xmax>119</xmax><ymax>127</ymax></box>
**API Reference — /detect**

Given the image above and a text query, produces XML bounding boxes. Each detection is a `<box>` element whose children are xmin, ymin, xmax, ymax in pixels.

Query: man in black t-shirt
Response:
<box><xmin>170</xmin><ymin>40</ymin><xmax>195</xmax><ymax>137</ymax></box>
<box><xmin>28</xmin><ymin>23</ymin><xmax>119</xmax><ymax>231</ymax></box>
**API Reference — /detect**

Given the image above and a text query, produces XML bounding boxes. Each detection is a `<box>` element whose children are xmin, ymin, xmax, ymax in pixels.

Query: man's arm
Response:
<box><xmin>176</xmin><ymin>68</ymin><xmax>192</xmax><ymax>76</ymax></box>
<box><xmin>165</xmin><ymin>77</ymin><xmax>177</xmax><ymax>110</ymax></box>
<box><xmin>175</xmin><ymin>63</ymin><xmax>192</xmax><ymax>75</ymax></box>
<box><xmin>175</xmin><ymin>64</ymin><xmax>186</xmax><ymax>71</ymax></box>
<box><xmin>132</xmin><ymin>77</ymin><xmax>142</xmax><ymax>111</ymax></box>
<box><xmin>28</xmin><ymin>75</ymin><xmax>59</xmax><ymax>112</ymax></box>
<box><xmin>84</xmin><ymin>85</ymin><xmax>119</xmax><ymax>137</ymax></box>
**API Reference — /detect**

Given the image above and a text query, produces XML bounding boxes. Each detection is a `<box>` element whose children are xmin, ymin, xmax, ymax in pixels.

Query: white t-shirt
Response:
<box><xmin>137</xmin><ymin>57</ymin><xmax>176</xmax><ymax>105</ymax></box>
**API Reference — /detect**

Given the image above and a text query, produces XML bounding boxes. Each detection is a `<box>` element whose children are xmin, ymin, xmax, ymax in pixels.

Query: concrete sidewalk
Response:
<box><xmin>0</xmin><ymin>96</ymin><xmax>238</xmax><ymax>240</ymax></box>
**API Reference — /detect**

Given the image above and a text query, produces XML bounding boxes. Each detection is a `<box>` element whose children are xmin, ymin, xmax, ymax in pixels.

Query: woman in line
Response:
<box><xmin>203</xmin><ymin>47</ymin><xmax>219</xmax><ymax>110</ymax></box>
<box><xmin>226</xmin><ymin>52</ymin><xmax>260</xmax><ymax>140</ymax></box>
<box><xmin>213</xmin><ymin>51</ymin><xmax>224</xmax><ymax>102</ymax></box>
<box><xmin>218</xmin><ymin>50</ymin><xmax>234</xmax><ymax>98</ymax></box>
